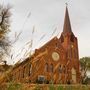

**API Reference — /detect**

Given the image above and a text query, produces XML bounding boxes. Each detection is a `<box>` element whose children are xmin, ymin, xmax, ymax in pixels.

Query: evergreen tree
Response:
<box><xmin>80</xmin><ymin>57</ymin><xmax>90</xmax><ymax>84</ymax></box>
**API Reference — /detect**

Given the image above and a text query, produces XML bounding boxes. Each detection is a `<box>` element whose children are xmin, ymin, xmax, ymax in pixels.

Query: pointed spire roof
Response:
<box><xmin>63</xmin><ymin>5</ymin><xmax>72</xmax><ymax>34</ymax></box>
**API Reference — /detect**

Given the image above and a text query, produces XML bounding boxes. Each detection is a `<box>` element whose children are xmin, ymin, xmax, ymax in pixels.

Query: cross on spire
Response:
<box><xmin>65</xmin><ymin>3</ymin><xmax>68</xmax><ymax>6</ymax></box>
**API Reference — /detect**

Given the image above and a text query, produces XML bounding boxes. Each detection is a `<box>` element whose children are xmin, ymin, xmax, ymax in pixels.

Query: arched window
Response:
<box><xmin>61</xmin><ymin>34</ymin><xmax>64</xmax><ymax>43</ymax></box>
<box><xmin>45</xmin><ymin>63</ymin><xmax>48</xmax><ymax>72</ymax></box>
<box><xmin>55</xmin><ymin>43</ymin><xmax>58</xmax><ymax>48</ymax></box>
<box><xmin>23</xmin><ymin>67</ymin><xmax>25</xmax><ymax>78</ymax></box>
<box><xmin>50</xmin><ymin>64</ymin><xmax>53</xmax><ymax>73</ymax></box>
<box><xmin>59</xmin><ymin>65</ymin><xmax>62</xmax><ymax>73</ymax></box>
<box><xmin>70</xmin><ymin>34</ymin><xmax>74</xmax><ymax>42</ymax></box>
<box><xmin>29</xmin><ymin>64</ymin><xmax>32</xmax><ymax>76</ymax></box>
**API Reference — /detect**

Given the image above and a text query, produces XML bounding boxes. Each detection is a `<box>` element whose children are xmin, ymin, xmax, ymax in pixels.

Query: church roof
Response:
<box><xmin>12</xmin><ymin>37</ymin><xmax>65</xmax><ymax>70</ymax></box>
<box><xmin>63</xmin><ymin>6</ymin><xmax>72</xmax><ymax>34</ymax></box>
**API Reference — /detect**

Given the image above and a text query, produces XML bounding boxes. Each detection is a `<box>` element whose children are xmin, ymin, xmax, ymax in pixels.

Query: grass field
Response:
<box><xmin>0</xmin><ymin>83</ymin><xmax>90</xmax><ymax>90</ymax></box>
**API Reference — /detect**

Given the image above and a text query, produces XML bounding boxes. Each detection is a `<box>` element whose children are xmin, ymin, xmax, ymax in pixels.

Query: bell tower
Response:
<box><xmin>59</xmin><ymin>6</ymin><xmax>80</xmax><ymax>83</ymax></box>
<box><xmin>60</xmin><ymin>6</ymin><xmax>79</xmax><ymax>60</ymax></box>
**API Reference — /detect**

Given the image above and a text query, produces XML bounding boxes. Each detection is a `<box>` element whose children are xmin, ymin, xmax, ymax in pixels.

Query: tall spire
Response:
<box><xmin>63</xmin><ymin>5</ymin><xmax>72</xmax><ymax>34</ymax></box>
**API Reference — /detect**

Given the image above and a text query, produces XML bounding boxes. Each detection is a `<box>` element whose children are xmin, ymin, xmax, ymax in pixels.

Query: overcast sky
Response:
<box><xmin>0</xmin><ymin>0</ymin><xmax>90</xmax><ymax>64</ymax></box>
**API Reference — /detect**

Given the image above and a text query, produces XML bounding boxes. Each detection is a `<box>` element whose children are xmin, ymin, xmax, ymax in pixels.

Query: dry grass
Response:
<box><xmin>0</xmin><ymin>83</ymin><xmax>90</xmax><ymax>90</ymax></box>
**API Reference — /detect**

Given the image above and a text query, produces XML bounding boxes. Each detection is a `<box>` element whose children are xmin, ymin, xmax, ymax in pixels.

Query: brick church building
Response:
<box><xmin>11</xmin><ymin>6</ymin><xmax>81</xmax><ymax>84</ymax></box>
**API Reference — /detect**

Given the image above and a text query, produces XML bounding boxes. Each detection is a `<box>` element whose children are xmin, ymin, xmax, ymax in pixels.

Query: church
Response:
<box><xmin>11</xmin><ymin>6</ymin><xmax>81</xmax><ymax>84</ymax></box>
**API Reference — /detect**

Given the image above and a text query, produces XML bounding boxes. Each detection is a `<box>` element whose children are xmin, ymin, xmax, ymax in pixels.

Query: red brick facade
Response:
<box><xmin>11</xmin><ymin>6</ymin><xmax>80</xmax><ymax>84</ymax></box>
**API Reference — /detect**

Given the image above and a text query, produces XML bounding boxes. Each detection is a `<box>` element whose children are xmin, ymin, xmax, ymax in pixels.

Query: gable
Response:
<box><xmin>35</xmin><ymin>37</ymin><xmax>65</xmax><ymax>55</ymax></box>
<box><xmin>29</xmin><ymin>37</ymin><xmax>66</xmax><ymax>65</ymax></box>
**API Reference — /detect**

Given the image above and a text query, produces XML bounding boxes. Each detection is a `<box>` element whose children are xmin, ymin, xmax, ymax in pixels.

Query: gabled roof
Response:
<box><xmin>12</xmin><ymin>37</ymin><xmax>65</xmax><ymax>70</ymax></box>
<box><xmin>37</xmin><ymin>37</ymin><xmax>65</xmax><ymax>52</ymax></box>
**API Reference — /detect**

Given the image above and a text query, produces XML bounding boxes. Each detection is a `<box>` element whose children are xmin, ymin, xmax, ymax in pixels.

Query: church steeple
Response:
<box><xmin>63</xmin><ymin>5</ymin><xmax>72</xmax><ymax>34</ymax></box>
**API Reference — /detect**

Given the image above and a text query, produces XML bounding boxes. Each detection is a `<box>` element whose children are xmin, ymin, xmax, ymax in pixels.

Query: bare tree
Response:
<box><xmin>0</xmin><ymin>4</ymin><xmax>11</xmax><ymax>62</ymax></box>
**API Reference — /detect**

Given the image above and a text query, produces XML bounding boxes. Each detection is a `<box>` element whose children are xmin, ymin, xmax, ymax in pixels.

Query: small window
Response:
<box><xmin>45</xmin><ymin>63</ymin><xmax>48</xmax><ymax>72</ymax></box>
<box><xmin>61</xmin><ymin>35</ymin><xmax>64</xmax><ymax>43</ymax></box>
<box><xmin>50</xmin><ymin>64</ymin><xmax>53</xmax><ymax>73</ymax></box>
<box><xmin>70</xmin><ymin>34</ymin><xmax>74</xmax><ymax>42</ymax></box>
<box><xmin>59</xmin><ymin>65</ymin><xmax>62</xmax><ymax>73</ymax></box>
<box><xmin>55</xmin><ymin>43</ymin><xmax>58</xmax><ymax>48</ymax></box>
